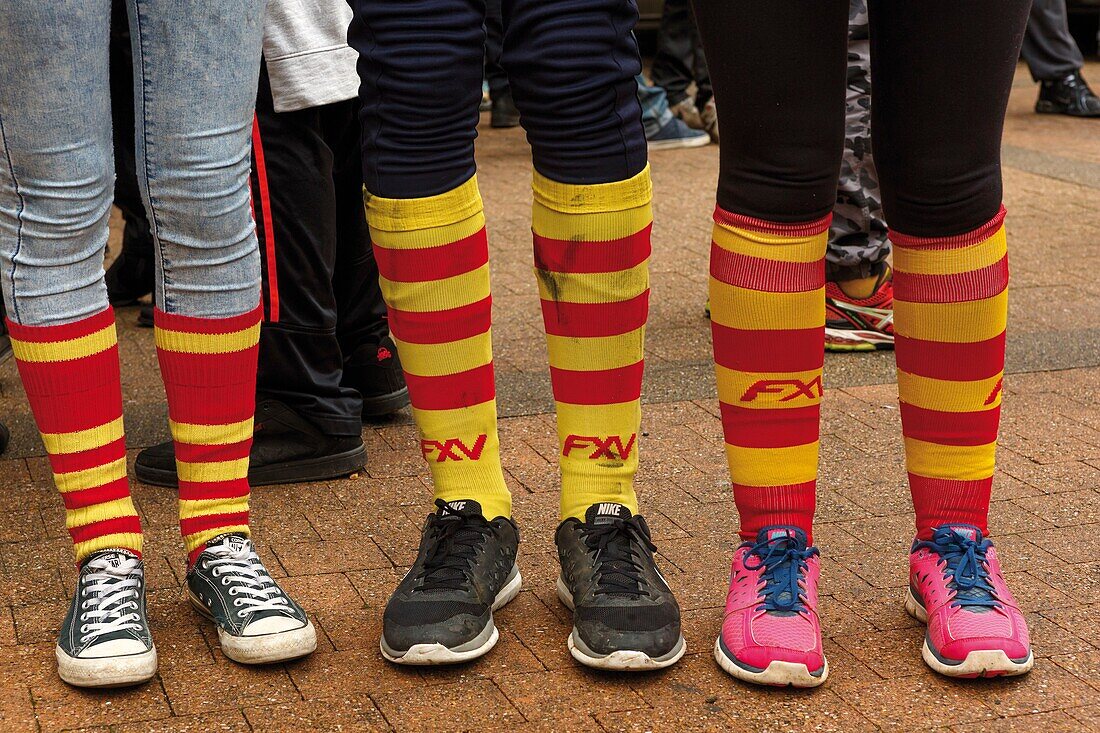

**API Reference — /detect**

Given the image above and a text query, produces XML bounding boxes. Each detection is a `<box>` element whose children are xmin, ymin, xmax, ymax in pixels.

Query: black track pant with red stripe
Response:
<box><xmin>251</xmin><ymin>62</ymin><xmax>388</xmax><ymax>436</ymax></box>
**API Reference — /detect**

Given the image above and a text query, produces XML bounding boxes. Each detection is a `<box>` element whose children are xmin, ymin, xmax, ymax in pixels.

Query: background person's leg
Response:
<box><xmin>824</xmin><ymin>0</ymin><xmax>894</xmax><ymax>353</ymax></box>
<box><xmin>250</xmin><ymin>66</ymin><xmax>364</xmax><ymax>440</ymax></box>
<box><xmin>651</xmin><ymin>0</ymin><xmax>701</xmax><ymax>108</ymax></box>
<box><xmin>328</xmin><ymin>98</ymin><xmax>409</xmax><ymax>419</ymax></box>
<box><xmin>1022</xmin><ymin>0</ymin><xmax>1083</xmax><ymax>83</ymax></box>
<box><xmin>106</xmin><ymin>0</ymin><xmax>155</xmax><ymax>308</ymax></box>
<box><xmin>250</xmin><ymin>64</ymin><xmax>367</xmax><ymax>482</ymax></box>
<box><xmin>870</xmin><ymin>0</ymin><xmax>1034</xmax><ymax>677</ymax></box>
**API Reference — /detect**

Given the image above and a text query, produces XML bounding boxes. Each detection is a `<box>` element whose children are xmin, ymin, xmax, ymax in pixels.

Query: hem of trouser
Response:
<box><xmin>889</xmin><ymin>205</ymin><xmax>1006</xmax><ymax>247</ymax></box>
<box><xmin>714</xmin><ymin>206</ymin><xmax>832</xmax><ymax>237</ymax></box>
<box><xmin>365</xmin><ymin>175</ymin><xmax>482</xmax><ymax>231</ymax></box>
<box><xmin>295</xmin><ymin>411</ymin><xmax>363</xmax><ymax>438</ymax></box>
<box><xmin>532</xmin><ymin>165</ymin><xmax>652</xmax><ymax>213</ymax></box>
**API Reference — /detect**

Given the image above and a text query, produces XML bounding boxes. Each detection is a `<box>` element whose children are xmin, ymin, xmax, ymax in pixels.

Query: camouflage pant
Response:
<box><xmin>828</xmin><ymin>0</ymin><xmax>889</xmax><ymax>282</ymax></box>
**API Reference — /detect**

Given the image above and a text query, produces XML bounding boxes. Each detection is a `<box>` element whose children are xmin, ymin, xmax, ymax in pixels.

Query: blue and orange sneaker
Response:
<box><xmin>907</xmin><ymin>525</ymin><xmax>1033</xmax><ymax>678</ymax></box>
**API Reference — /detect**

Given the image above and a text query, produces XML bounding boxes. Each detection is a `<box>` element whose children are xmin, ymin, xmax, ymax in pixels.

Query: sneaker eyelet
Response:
<box><xmin>237</xmin><ymin>610</ymin><xmax>247</xmax><ymax>618</ymax></box>
<box><xmin>80</xmin><ymin>624</ymin><xmax>89</xmax><ymax>633</ymax></box>
<box><xmin>79</xmin><ymin>613</ymin><xmax>88</xmax><ymax>621</ymax></box>
<box><xmin>228</xmin><ymin>587</ymin><xmax>238</xmax><ymax>596</ymax></box>
<box><xmin>221</xmin><ymin>578</ymin><xmax>229</xmax><ymax>586</ymax></box>
<box><xmin>233</xmin><ymin>599</ymin><xmax>242</xmax><ymax>607</ymax></box>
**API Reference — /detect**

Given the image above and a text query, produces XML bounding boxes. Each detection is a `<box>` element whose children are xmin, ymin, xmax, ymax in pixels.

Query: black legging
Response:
<box><xmin>691</xmin><ymin>0</ymin><xmax>1031</xmax><ymax>237</ymax></box>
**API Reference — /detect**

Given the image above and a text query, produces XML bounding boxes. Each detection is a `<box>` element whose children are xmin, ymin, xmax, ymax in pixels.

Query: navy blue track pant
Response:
<box><xmin>347</xmin><ymin>0</ymin><xmax>649</xmax><ymax>197</ymax></box>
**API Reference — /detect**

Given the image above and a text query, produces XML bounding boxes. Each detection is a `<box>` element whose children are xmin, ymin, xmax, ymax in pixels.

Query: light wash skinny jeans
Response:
<box><xmin>0</xmin><ymin>0</ymin><xmax>265</xmax><ymax>326</ymax></box>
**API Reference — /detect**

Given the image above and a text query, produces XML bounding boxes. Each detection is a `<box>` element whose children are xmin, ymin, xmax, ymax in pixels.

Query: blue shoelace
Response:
<box><xmin>914</xmin><ymin>526</ymin><xmax>1000</xmax><ymax>610</ymax></box>
<box><xmin>742</xmin><ymin>537</ymin><xmax>818</xmax><ymax>614</ymax></box>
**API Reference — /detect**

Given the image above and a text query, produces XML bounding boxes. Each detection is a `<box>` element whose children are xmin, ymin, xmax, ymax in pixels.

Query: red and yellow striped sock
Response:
<box><xmin>532</xmin><ymin>167</ymin><xmax>651</xmax><ymax>521</ymax></box>
<box><xmin>8</xmin><ymin>309</ymin><xmax>141</xmax><ymax>562</ymax></box>
<box><xmin>708</xmin><ymin>208</ymin><xmax>828</xmax><ymax>542</ymax></box>
<box><xmin>893</xmin><ymin>207</ymin><xmax>1009</xmax><ymax>539</ymax></box>
<box><xmin>155</xmin><ymin>306</ymin><xmax>260</xmax><ymax>566</ymax></box>
<box><xmin>367</xmin><ymin>177</ymin><xmax>510</xmax><ymax>520</ymax></box>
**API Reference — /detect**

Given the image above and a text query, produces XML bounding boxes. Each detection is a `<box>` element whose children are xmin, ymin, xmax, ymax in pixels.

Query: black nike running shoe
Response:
<box><xmin>381</xmin><ymin>499</ymin><xmax>520</xmax><ymax>665</ymax></box>
<box><xmin>555</xmin><ymin>502</ymin><xmax>685</xmax><ymax>670</ymax></box>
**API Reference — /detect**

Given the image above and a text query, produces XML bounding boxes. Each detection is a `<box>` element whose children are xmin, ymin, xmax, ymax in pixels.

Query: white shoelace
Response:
<box><xmin>79</xmin><ymin>554</ymin><xmax>143</xmax><ymax>641</ymax></box>
<box><xmin>202</xmin><ymin>538</ymin><xmax>292</xmax><ymax>619</ymax></box>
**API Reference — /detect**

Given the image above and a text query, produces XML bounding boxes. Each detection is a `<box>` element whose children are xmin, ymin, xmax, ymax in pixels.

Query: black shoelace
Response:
<box><xmin>417</xmin><ymin>499</ymin><xmax>493</xmax><ymax>592</ymax></box>
<box><xmin>582</xmin><ymin>516</ymin><xmax>656</xmax><ymax>597</ymax></box>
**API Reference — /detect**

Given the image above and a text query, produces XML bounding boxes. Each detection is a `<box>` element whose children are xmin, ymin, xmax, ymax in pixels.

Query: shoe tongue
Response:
<box><xmin>943</xmin><ymin>524</ymin><xmax>983</xmax><ymax>543</ymax></box>
<box><xmin>585</xmin><ymin>502</ymin><xmax>632</xmax><ymax>525</ymax></box>
<box><xmin>207</xmin><ymin>533</ymin><xmax>250</xmax><ymax>554</ymax></box>
<box><xmin>82</xmin><ymin>548</ymin><xmax>139</xmax><ymax>572</ymax></box>
<box><xmin>438</xmin><ymin>499</ymin><xmax>482</xmax><ymax>518</ymax></box>
<box><xmin>756</xmin><ymin>525</ymin><xmax>808</xmax><ymax>548</ymax></box>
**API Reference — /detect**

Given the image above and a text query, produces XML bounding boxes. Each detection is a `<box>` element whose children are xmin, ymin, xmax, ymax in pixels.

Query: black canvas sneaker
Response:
<box><xmin>381</xmin><ymin>499</ymin><xmax>520</xmax><ymax>665</ymax></box>
<box><xmin>57</xmin><ymin>550</ymin><xmax>157</xmax><ymax>687</ymax></box>
<box><xmin>187</xmin><ymin>534</ymin><xmax>316</xmax><ymax>664</ymax></box>
<box><xmin>555</xmin><ymin>502</ymin><xmax>685</xmax><ymax>670</ymax></box>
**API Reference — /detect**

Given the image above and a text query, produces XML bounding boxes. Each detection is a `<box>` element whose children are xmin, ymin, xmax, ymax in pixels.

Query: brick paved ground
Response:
<box><xmin>0</xmin><ymin>63</ymin><xmax>1098</xmax><ymax>732</ymax></box>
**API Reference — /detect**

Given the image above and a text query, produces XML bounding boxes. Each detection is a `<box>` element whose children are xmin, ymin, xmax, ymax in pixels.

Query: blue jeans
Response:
<box><xmin>0</xmin><ymin>0</ymin><xmax>264</xmax><ymax>326</ymax></box>
<box><xmin>637</xmin><ymin>75</ymin><xmax>674</xmax><ymax>139</ymax></box>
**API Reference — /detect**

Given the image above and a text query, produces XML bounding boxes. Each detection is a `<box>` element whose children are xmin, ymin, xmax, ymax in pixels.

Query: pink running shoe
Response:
<box><xmin>907</xmin><ymin>525</ymin><xmax>1033</xmax><ymax>678</ymax></box>
<box><xmin>714</xmin><ymin>526</ymin><xmax>827</xmax><ymax>687</ymax></box>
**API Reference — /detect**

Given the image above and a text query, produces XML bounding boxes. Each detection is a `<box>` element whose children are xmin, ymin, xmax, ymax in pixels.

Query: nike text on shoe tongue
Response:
<box><xmin>585</xmin><ymin>501</ymin><xmax>633</xmax><ymax>526</ymax></box>
<box><xmin>439</xmin><ymin>498</ymin><xmax>482</xmax><ymax>517</ymax></box>
<box><xmin>581</xmin><ymin>503</ymin><xmax>651</xmax><ymax>596</ymax></box>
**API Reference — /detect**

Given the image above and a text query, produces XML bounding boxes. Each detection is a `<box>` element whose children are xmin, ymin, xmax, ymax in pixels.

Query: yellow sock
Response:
<box><xmin>367</xmin><ymin>177</ymin><xmax>511</xmax><ymax>519</ymax></box>
<box><xmin>531</xmin><ymin>166</ymin><xmax>652</xmax><ymax>520</ymax></box>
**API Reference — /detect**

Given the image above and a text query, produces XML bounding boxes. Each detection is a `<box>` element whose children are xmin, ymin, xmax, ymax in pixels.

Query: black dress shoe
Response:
<box><xmin>490</xmin><ymin>93</ymin><xmax>520</xmax><ymax>128</ymax></box>
<box><xmin>342</xmin><ymin>336</ymin><xmax>410</xmax><ymax>419</ymax></box>
<box><xmin>1036</xmin><ymin>71</ymin><xmax>1100</xmax><ymax>118</ymax></box>
<box><xmin>106</xmin><ymin>251</ymin><xmax>156</xmax><ymax>306</ymax></box>
<box><xmin>134</xmin><ymin>399</ymin><xmax>366</xmax><ymax>487</ymax></box>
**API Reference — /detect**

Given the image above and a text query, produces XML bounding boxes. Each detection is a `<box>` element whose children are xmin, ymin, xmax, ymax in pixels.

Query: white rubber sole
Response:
<box><xmin>904</xmin><ymin>588</ymin><xmax>1034</xmax><ymax>678</ymax></box>
<box><xmin>713</xmin><ymin>637</ymin><xmax>828</xmax><ymax>688</ymax></box>
<box><xmin>380</xmin><ymin>567</ymin><xmax>522</xmax><ymax>666</ymax></box>
<box><xmin>824</xmin><ymin>327</ymin><xmax>894</xmax><ymax>350</ymax></box>
<box><xmin>648</xmin><ymin>133</ymin><xmax>711</xmax><ymax>152</ymax></box>
<box><xmin>555</xmin><ymin>576</ymin><xmax>686</xmax><ymax>671</ymax></box>
<box><xmin>56</xmin><ymin>644</ymin><xmax>158</xmax><ymax>688</ymax></box>
<box><xmin>188</xmin><ymin>591</ymin><xmax>318</xmax><ymax>665</ymax></box>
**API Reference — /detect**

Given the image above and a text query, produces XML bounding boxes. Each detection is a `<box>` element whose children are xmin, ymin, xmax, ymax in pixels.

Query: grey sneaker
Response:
<box><xmin>187</xmin><ymin>534</ymin><xmax>316</xmax><ymax>664</ymax></box>
<box><xmin>381</xmin><ymin>499</ymin><xmax>521</xmax><ymax>665</ymax></box>
<box><xmin>555</xmin><ymin>502</ymin><xmax>686</xmax><ymax>670</ymax></box>
<box><xmin>57</xmin><ymin>550</ymin><xmax>157</xmax><ymax>688</ymax></box>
